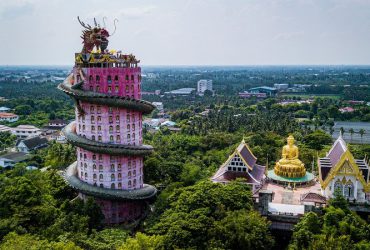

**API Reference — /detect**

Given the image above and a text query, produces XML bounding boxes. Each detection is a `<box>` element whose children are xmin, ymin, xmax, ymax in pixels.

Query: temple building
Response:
<box><xmin>211</xmin><ymin>139</ymin><xmax>266</xmax><ymax>192</ymax></box>
<box><xmin>319</xmin><ymin>135</ymin><xmax>370</xmax><ymax>202</ymax></box>
<box><xmin>59</xmin><ymin>17</ymin><xmax>156</xmax><ymax>224</ymax></box>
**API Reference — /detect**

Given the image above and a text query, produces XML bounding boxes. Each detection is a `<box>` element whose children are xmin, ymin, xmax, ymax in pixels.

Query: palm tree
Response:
<box><xmin>359</xmin><ymin>129</ymin><xmax>366</xmax><ymax>144</ymax></box>
<box><xmin>340</xmin><ymin>127</ymin><xmax>345</xmax><ymax>138</ymax></box>
<box><xmin>329</xmin><ymin>126</ymin><xmax>335</xmax><ymax>137</ymax></box>
<box><xmin>349</xmin><ymin>128</ymin><xmax>355</xmax><ymax>143</ymax></box>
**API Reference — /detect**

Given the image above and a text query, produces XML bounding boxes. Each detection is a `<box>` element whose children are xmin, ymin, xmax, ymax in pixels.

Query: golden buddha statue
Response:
<box><xmin>274</xmin><ymin>135</ymin><xmax>306</xmax><ymax>178</ymax></box>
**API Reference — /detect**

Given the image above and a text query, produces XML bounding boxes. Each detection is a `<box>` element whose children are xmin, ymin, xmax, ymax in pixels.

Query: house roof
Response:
<box><xmin>211</xmin><ymin>139</ymin><xmax>265</xmax><ymax>185</ymax></box>
<box><xmin>0</xmin><ymin>125</ymin><xmax>11</xmax><ymax>133</ymax></box>
<box><xmin>13</xmin><ymin>125</ymin><xmax>40</xmax><ymax>131</ymax></box>
<box><xmin>49</xmin><ymin>119</ymin><xmax>66</xmax><ymax>124</ymax></box>
<box><xmin>301</xmin><ymin>192</ymin><xmax>326</xmax><ymax>204</ymax></box>
<box><xmin>0</xmin><ymin>113</ymin><xmax>18</xmax><ymax>118</ymax></box>
<box><xmin>0</xmin><ymin>152</ymin><xmax>29</xmax><ymax>162</ymax></box>
<box><xmin>0</xmin><ymin>107</ymin><xmax>10</xmax><ymax>111</ymax></box>
<box><xmin>249</xmin><ymin>86</ymin><xmax>277</xmax><ymax>91</ymax></box>
<box><xmin>17</xmin><ymin>136</ymin><xmax>48</xmax><ymax>150</ymax></box>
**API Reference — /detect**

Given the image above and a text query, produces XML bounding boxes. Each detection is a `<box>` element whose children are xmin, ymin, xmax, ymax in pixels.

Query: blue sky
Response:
<box><xmin>1</xmin><ymin>0</ymin><xmax>370</xmax><ymax>65</ymax></box>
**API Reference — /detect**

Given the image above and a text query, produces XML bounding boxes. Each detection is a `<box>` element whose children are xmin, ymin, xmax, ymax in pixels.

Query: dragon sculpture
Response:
<box><xmin>77</xmin><ymin>16</ymin><xmax>117</xmax><ymax>54</ymax></box>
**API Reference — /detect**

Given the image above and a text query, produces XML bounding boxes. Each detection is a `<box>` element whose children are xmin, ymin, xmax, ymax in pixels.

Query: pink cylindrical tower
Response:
<box><xmin>59</xmin><ymin>19</ymin><xmax>156</xmax><ymax>224</ymax></box>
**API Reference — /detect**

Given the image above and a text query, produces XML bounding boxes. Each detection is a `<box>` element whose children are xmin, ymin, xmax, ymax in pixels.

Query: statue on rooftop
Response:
<box><xmin>77</xmin><ymin>16</ymin><xmax>117</xmax><ymax>54</ymax></box>
<box><xmin>274</xmin><ymin>135</ymin><xmax>306</xmax><ymax>178</ymax></box>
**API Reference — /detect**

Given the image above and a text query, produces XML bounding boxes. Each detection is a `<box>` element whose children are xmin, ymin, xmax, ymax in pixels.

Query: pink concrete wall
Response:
<box><xmin>75</xmin><ymin>102</ymin><xmax>143</xmax><ymax>145</ymax></box>
<box><xmin>75</xmin><ymin>67</ymin><xmax>142</xmax><ymax>99</ymax></box>
<box><xmin>76</xmin><ymin>147</ymin><xmax>144</xmax><ymax>190</ymax></box>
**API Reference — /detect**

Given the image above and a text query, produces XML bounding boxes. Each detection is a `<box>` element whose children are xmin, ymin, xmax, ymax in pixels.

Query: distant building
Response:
<box><xmin>16</xmin><ymin>136</ymin><xmax>48</xmax><ymax>153</ymax></box>
<box><xmin>0</xmin><ymin>152</ymin><xmax>29</xmax><ymax>168</ymax></box>
<box><xmin>143</xmin><ymin>118</ymin><xmax>176</xmax><ymax>130</ymax></box>
<box><xmin>319</xmin><ymin>135</ymin><xmax>370</xmax><ymax>202</ymax></box>
<box><xmin>12</xmin><ymin>125</ymin><xmax>41</xmax><ymax>139</ymax></box>
<box><xmin>142</xmin><ymin>90</ymin><xmax>161</xmax><ymax>96</ymax></box>
<box><xmin>161</xmin><ymin>121</ymin><xmax>176</xmax><ymax>127</ymax></box>
<box><xmin>0</xmin><ymin>125</ymin><xmax>12</xmax><ymax>133</ymax></box>
<box><xmin>239</xmin><ymin>91</ymin><xmax>267</xmax><ymax>99</ymax></box>
<box><xmin>197</xmin><ymin>80</ymin><xmax>213</xmax><ymax>95</ymax></box>
<box><xmin>347</xmin><ymin>100</ymin><xmax>364</xmax><ymax>105</ymax></box>
<box><xmin>164</xmin><ymin>88</ymin><xmax>195</xmax><ymax>95</ymax></box>
<box><xmin>211</xmin><ymin>139</ymin><xmax>266</xmax><ymax>192</ymax></box>
<box><xmin>152</xmin><ymin>102</ymin><xmax>164</xmax><ymax>112</ymax></box>
<box><xmin>249</xmin><ymin>86</ymin><xmax>277</xmax><ymax>96</ymax></box>
<box><xmin>273</xmin><ymin>83</ymin><xmax>289</xmax><ymax>90</ymax></box>
<box><xmin>0</xmin><ymin>107</ymin><xmax>11</xmax><ymax>113</ymax></box>
<box><xmin>0</xmin><ymin>113</ymin><xmax>19</xmax><ymax>123</ymax></box>
<box><xmin>48</xmin><ymin>119</ymin><xmax>67</xmax><ymax>129</ymax></box>
<box><xmin>339</xmin><ymin>107</ymin><xmax>355</xmax><ymax>113</ymax></box>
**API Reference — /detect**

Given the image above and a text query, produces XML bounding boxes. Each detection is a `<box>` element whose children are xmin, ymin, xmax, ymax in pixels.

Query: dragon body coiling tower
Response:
<box><xmin>59</xmin><ymin>18</ymin><xmax>156</xmax><ymax>224</ymax></box>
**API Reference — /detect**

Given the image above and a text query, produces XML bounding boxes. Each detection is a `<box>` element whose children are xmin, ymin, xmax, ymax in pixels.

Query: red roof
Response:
<box><xmin>0</xmin><ymin>113</ymin><xmax>17</xmax><ymax>118</ymax></box>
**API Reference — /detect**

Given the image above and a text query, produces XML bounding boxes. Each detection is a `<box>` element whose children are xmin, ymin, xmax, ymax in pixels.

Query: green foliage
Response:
<box><xmin>0</xmin><ymin>232</ymin><xmax>82</xmax><ymax>250</ymax></box>
<box><xmin>303</xmin><ymin>130</ymin><xmax>333</xmax><ymax>151</ymax></box>
<box><xmin>119</xmin><ymin>233</ymin><xmax>164</xmax><ymax>250</ymax></box>
<box><xmin>289</xmin><ymin>203</ymin><xmax>370</xmax><ymax>250</ymax></box>
<box><xmin>44</xmin><ymin>141</ymin><xmax>76</xmax><ymax>169</ymax></box>
<box><xmin>146</xmin><ymin>181</ymin><xmax>272</xmax><ymax>249</ymax></box>
<box><xmin>74</xmin><ymin>228</ymin><xmax>129</xmax><ymax>250</ymax></box>
<box><xmin>0</xmin><ymin>132</ymin><xmax>16</xmax><ymax>151</ymax></box>
<box><xmin>0</xmin><ymin>167</ymin><xmax>105</xmax><ymax>249</ymax></box>
<box><xmin>210</xmin><ymin>210</ymin><xmax>274</xmax><ymax>250</ymax></box>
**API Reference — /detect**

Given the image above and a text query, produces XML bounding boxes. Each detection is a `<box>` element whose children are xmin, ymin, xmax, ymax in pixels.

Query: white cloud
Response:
<box><xmin>87</xmin><ymin>6</ymin><xmax>156</xmax><ymax>20</ymax></box>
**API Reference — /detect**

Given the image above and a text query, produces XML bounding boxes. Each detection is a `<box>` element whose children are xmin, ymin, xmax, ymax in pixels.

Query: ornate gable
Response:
<box><xmin>338</xmin><ymin>161</ymin><xmax>355</xmax><ymax>175</ymax></box>
<box><xmin>321</xmin><ymin>150</ymin><xmax>369</xmax><ymax>192</ymax></box>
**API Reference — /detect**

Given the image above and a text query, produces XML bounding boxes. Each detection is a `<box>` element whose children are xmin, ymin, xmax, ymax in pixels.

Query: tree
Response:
<box><xmin>0</xmin><ymin>232</ymin><xmax>82</xmax><ymax>250</ymax></box>
<box><xmin>349</xmin><ymin>128</ymin><xmax>355</xmax><ymax>142</ymax></box>
<box><xmin>210</xmin><ymin>210</ymin><xmax>274</xmax><ymax>250</ymax></box>
<box><xmin>303</xmin><ymin>130</ymin><xmax>332</xmax><ymax>151</ymax></box>
<box><xmin>359</xmin><ymin>129</ymin><xmax>366</xmax><ymax>143</ymax></box>
<box><xmin>289</xmin><ymin>193</ymin><xmax>370</xmax><ymax>250</ymax></box>
<box><xmin>340</xmin><ymin>127</ymin><xmax>345</xmax><ymax>137</ymax></box>
<box><xmin>180</xmin><ymin>162</ymin><xmax>203</xmax><ymax>185</ymax></box>
<box><xmin>14</xmin><ymin>105</ymin><xmax>32</xmax><ymax>115</ymax></box>
<box><xmin>119</xmin><ymin>233</ymin><xmax>164</xmax><ymax>250</ymax></box>
<box><xmin>147</xmin><ymin>181</ymin><xmax>266</xmax><ymax>249</ymax></box>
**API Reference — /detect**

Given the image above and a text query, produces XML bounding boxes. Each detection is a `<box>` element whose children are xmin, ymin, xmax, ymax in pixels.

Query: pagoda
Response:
<box><xmin>59</xmin><ymin>17</ymin><xmax>157</xmax><ymax>224</ymax></box>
